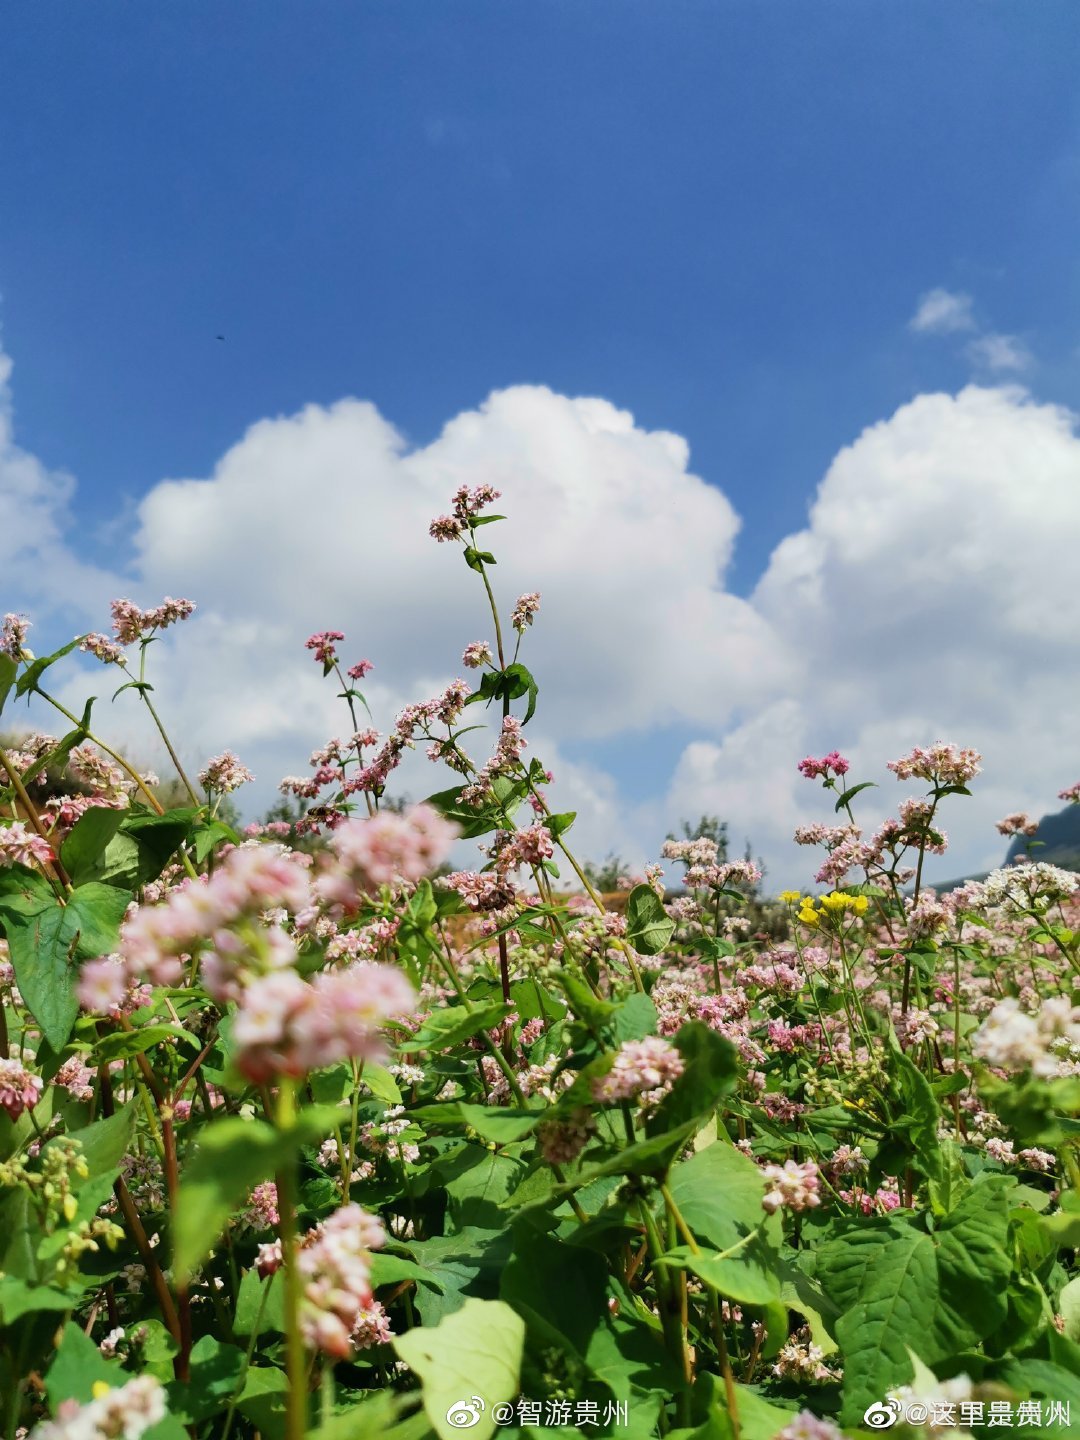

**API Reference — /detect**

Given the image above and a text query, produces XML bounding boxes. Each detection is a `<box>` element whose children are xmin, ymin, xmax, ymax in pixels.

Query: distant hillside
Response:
<box><xmin>929</xmin><ymin>802</ymin><xmax>1080</xmax><ymax>895</ymax></box>
<box><xmin>1004</xmin><ymin>803</ymin><xmax>1080</xmax><ymax>871</ymax></box>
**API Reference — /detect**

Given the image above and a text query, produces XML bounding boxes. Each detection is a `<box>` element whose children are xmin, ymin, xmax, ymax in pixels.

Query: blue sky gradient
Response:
<box><xmin>3</xmin><ymin>4</ymin><xmax>1080</xmax><ymax>883</ymax></box>
<box><xmin>3</xmin><ymin>3</ymin><xmax>1080</xmax><ymax>590</ymax></box>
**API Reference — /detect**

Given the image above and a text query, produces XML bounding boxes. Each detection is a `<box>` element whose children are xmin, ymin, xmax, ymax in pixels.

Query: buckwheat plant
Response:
<box><xmin>0</xmin><ymin>496</ymin><xmax>1077</xmax><ymax>1440</ymax></box>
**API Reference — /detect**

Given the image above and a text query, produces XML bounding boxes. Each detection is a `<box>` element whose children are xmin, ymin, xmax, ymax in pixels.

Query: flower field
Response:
<box><xmin>1</xmin><ymin>489</ymin><xmax>1079</xmax><ymax>1440</ymax></box>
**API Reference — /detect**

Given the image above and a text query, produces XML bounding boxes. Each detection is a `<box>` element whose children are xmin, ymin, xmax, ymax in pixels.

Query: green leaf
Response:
<box><xmin>624</xmin><ymin>884</ymin><xmax>675</xmax><ymax>956</ymax></box>
<box><xmin>501</xmin><ymin>1228</ymin><xmax>609</xmax><ymax>1359</ymax></box>
<box><xmin>0</xmin><ymin>881</ymin><xmax>131</xmax><ymax>1048</ymax></box>
<box><xmin>234</xmin><ymin>1269</ymin><xmax>285</xmax><ymax>1336</ymax></box>
<box><xmin>192</xmin><ymin>818</ymin><xmax>241</xmax><ymax>865</ymax></box>
<box><xmin>834</xmin><ymin>1228</ymin><xmax>938</xmax><ymax>1426</ymax></box>
<box><xmin>236</xmin><ymin>1367</ymin><xmax>289</xmax><ymax>1440</ymax></box>
<box><xmin>62</xmin><ymin>1103</ymin><xmax>136</xmax><ymax>1180</ymax></box>
<box><xmin>15</xmin><ymin>637</ymin><xmax>83</xmax><ymax>698</ymax></box>
<box><xmin>503</xmin><ymin>663</ymin><xmax>539</xmax><ymax>724</ymax></box>
<box><xmin>119</xmin><ymin>809</ymin><xmax>199</xmax><ymax>884</ymax></box>
<box><xmin>647</xmin><ymin>1023</ymin><xmax>740</xmax><ymax>1135</ymax></box>
<box><xmin>927</xmin><ymin>1175</ymin><xmax>1011</xmax><ymax>1358</ymax></box>
<box><xmin>611</xmin><ymin>991</ymin><xmax>659</xmax><ymax>1044</ymax></box>
<box><xmin>889</xmin><ymin>1049</ymin><xmax>943</xmax><ymax>1182</ymax></box>
<box><xmin>169</xmin><ymin>1336</ymin><xmax>246</xmax><ymax>1422</ymax></box>
<box><xmin>364</xmin><ymin>1061</ymin><xmax>404</xmax><ymax>1106</ymax></box>
<box><xmin>442</xmin><ymin>1147</ymin><xmax>527</xmax><ymax>1230</ymax></box>
<box><xmin>174</xmin><ymin>1118</ymin><xmax>296</xmax><ymax>1280</ymax></box>
<box><xmin>369</xmin><ymin>1252</ymin><xmax>446</xmax><ymax>1293</ymax></box>
<box><xmin>1058</xmin><ymin>1276</ymin><xmax>1080</xmax><ymax>1341</ymax></box>
<box><xmin>664</xmin><ymin>1141</ymin><xmax>782</xmax><ymax>1303</ymax></box>
<box><xmin>47</xmin><ymin>1322</ymin><xmax>117</xmax><ymax>1404</ymax></box>
<box><xmin>408</xmin><ymin>1227</ymin><xmax>513</xmax><ymax>1325</ymax></box>
<box><xmin>660</xmin><ymin>1245</ymin><xmax>779</xmax><ymax>1306</ymax></box>
<box><xmin>411</xmin><ymin>1102</ymin><xmax>540</xmax><ymax>1144</ymax></box>
<box><xmin>544</xmin><ymin>810</ymin><xmax>576</xmax><ymax>841</ymax></box>
<box><xmin>93</xmin><ymin>1025</ymin><xmax>199</xmax><ymax>1063</ymax></box>
<box><xmin>0</xmin><ymin>654</ymin><xmax>17</xmax><ymax>717</ymax></box>
<box><xmin>59</xmin><ymin>808</ymin><xmax>126</xmax><ymax>886</ymax></box>
<box><xmin>834</xmin><ymin>781</ymin><xmax>877</xmax><ymax>812</ymax></box>
<box><xmin>404</xmin><ymin>1002</ymin><xmax>512</xmax><ymax>1052</ymax></box>
<box><xmin>393</xmin><ymin>1297</ymin><xmax>525</xmax><ymax>1440</ymax></box>
<box><xmin>0</xmin><ymin>1276</ymin><xmax>78</xmax><ymax>1325</ymax></box>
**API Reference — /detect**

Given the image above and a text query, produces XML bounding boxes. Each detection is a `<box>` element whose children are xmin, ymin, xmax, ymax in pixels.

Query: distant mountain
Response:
<box><xmin>1004</xmin><ymin>803</ymin><xmax>1080</xmax><ymax>871</ymax></box>
<box><xmin>930</xmin><ymin>803</ymin><xmax>1080</xmax><ymax>895</ymax></box>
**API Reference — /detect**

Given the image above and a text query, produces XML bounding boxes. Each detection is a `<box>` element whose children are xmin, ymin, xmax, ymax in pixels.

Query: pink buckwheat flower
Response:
<box><xmin>305</xmin><ymin>630</ymin><xmax>345</xmax><ymax>669</ymax></box>
<box><xmin>199</xmin><ymin>750</ymin><xmax>255</xmax><ymax>793</ymax></box>
<box><xmin>510</xmin><ymin>592</ymin><xmax>540</xmax><ymax>633</ymax></box>
<box><xmin>293</xmin><ymin>1203</ymin><xmax>386</xmax><ymax>1358</ymax></box>
<box><xmin>797</xmin><ymin>752</ymin><xmax>850</xmax><ymax>780</ymax></box>
<box><xmin>996</xmin><ymin>811</ymin><xmax>1039</xmax><ymax>837</ymax></box>
<box><xmin>592</xmin><ymin>1036</ymin><xmax>685</xmax><ymax>1104</ymax></box>
<box><xmin>80</xmin><ymin>632</ymin><xmax>126</xmax><ymax>665</ymax></box>
<box><xmin>462</xmin><ymin>641</ymin><xmax>493</xmax><ymax>669</ymax></box>
<box><xmin>0</xmin><ymin>822</ymin><xmax>54</xmax><ymax>870</ymax></box>
<box><xmin>347</xmin><ymin>659</ymin><xmax>373</xmax><ymax>680</ymax></box>
<box><xmin>28</xmin><ymin>1375</ymin><xmax>167</xmax><ymax>1440</ymax></box>
<box><xmin>761</xmin><ymin>1159</ymin><xmax>822</xmax><ymax>1215</ymax></box>
<box><xmin>1</xmin><ymin>613</ymin><xmax>30</xmax><ymax>660</ymax></box>
<box><xmin>429</xmin><ymin>515</ymin><xmax>463</xmax><ymax>542</ymax></box>
<box><xmin>887</xmin><ymin>741</ymin><xmax>981</xmax><ymax>788</ymax></box>
<box><xmin>232</xmin><ymin>962</ymin><xmax>415</xmax><ymax>1083</ymax></box>
<box><xmin>317</xmin><ymin>804</ymin><xmax>458</xmax><ymax>904</ymax></box>
<box><xmin>110</xmin><ymin>597</ymin><xmax>195</xmax><ymax>645</ymax></box>
<box><xmin>1059</xmin><ymin>781</ymin><xmax>1080</xmax><ymax>804</ymax></box>
<box><xmin>0</xmin><ymin>1058</ymin><xmax>43</xmax><ymax>1121</ymax></box>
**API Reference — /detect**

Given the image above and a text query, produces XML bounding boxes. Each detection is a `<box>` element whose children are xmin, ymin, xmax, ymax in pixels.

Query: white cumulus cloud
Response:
<box><xmin>967</xmin><ymin>332</ymin><xmax>1032</xmax><ymax>372</ymax></box>
<box><xmin>908</xmin><ymin>288</ymin><xmax>975</xmax><ymax>334</ymax></box>
<box><xmin>4</xmin><ymin>333</ymin><xmax>1080</xmax><ymax>888</ymax></box>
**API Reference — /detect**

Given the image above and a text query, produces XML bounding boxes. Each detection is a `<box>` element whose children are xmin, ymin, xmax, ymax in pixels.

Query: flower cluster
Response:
<box><xmin>29</xmin><ymin>1376</ymin><xmax>167</xmax><ymax>1440</ymax></box>
<box><xmin>0</xmin><ymin>821</ymin><xmax>55</xmax><ymax>869</ymax></box>
<box><xmin>996</xmin><ymin>811</ymin><xmax>1039</xmax><ymax>837</ymax></box>
<box><xmin>428</xmin><ymin>484</ymin><xmax>502</xmax><ymax>541</ymax></box>
<box><xmin>109</xmin><ymin>596</ymin><xmax>195</xmax><ymax>646</ymax></box>
<box><xmin>231</xmin><ymin>963</ymin><xmax>416</xmax><ymax>1083</ymax></box>
<box><xmin>887</xmin><ymin>741</ymin><xmax>981</xmax><ymax>787</ymax></box>
<box><xmin>258</xmin><ymin>1203</ymin><xmax>388</xmax><ymax>1357</ymax></box>
<box><xmin>198</xmin><ymin>750</ymin><xmax>255</xmax><ymax>793</ymax></box>
<box><xmin>797</xmin><ymin>751</ymin><xmax>850</xmax><ymax>780</ymax></box>
<box><xmin>592</xmin><ymin>1036</ymin><xmax>684</xmax><ymax>1105</ymax></box>
<box><xmin>0</xmin><ymin>1057</ymin><xmax>44</xmax><ymax>1120</ymax></box>
<box><xmin>1</xmin><ymin>612</ymin><xmax>30</xmax><ymax>660</ymax></box>
<box><xmin>315</xmin><ymin>804</ymin><xmax>459</xmax><ymax>905</ymax></box>
<box><xmin>510</xmin><ymin>591</ymin><xmax>541</xmax><ymax>632</ymax></box>
<box><xmin>973</xmin><ymin>996</ymin><xmax>1080</xmax><ymax>1078</ymax></box>
<box><xmin>761</xmin><ymin>1159</ymin><xmax>822</xmax><ymax>1214</ymax></box>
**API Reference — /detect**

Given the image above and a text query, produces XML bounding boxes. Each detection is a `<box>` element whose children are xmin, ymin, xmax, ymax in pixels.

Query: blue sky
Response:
<box><xmin>3</xmin><ymin>2</ymin><xmax>1079</xmax><ymax>588</ymax></box>
<box><xmin>3</xmin><ymin>3</ymin><xmax>1080</xmax><ymax>884</ymax></box>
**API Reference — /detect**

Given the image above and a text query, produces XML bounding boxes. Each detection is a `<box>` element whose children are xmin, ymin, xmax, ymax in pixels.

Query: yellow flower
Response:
<box><xmin>779</xmin><ymin>890</ymin><xmax>801</xmax><ymax>905</ymax></box>
<box><xmin>853</xmin><ymin>895</ymin><xmax>869</xmax><ymax>915</ymax></box>
<box><xmin>92</xmin><ymin>1381</ymin><xmax>112</xmax><ymax>1400</ymax></box>
<box><xmin>820</xmin><ymin>891</ymin><xmax>850</xmax><ymax>912</ymax></box>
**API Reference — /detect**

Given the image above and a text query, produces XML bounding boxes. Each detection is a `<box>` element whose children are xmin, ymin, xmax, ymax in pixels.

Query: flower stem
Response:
<box><xmin>275</xmin><ymin>1079</ymin><xmax>308</xmax><ymax>1440</ymax></box>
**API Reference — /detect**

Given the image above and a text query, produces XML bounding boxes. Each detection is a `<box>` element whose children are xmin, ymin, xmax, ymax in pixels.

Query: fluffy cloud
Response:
<box><xmin>908</xmin><ymin>288</ymin><xmax>975</xmax><ymax>334</ymax></box>
<box><xmin>967</xmin><ymin>332</ymin><xmax>1032</xmax><ymax>372</ymax></box>
<box><xmin>688</xmin><ymin>385</ymin><xmax>1080</xmax><ymax>882</ymax></box>
<box><xmin>4</xmin><ymin>334</ymin><xmax>1080</xmax><ymax>888</ymax></box>
<box><xmin>0</xmin><ymin>350</ymin><xmax>115</xmax><ymax>626</ymax></box>
<box><xmin>131</xmin><ymin>387</ymin><xmax>785</xmax><ymax>738</ymax></box>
